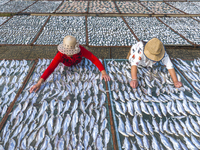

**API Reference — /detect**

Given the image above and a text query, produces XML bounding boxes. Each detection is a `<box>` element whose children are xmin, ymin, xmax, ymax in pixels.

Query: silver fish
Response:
<box><xmin>99</xmin><ymin>93</ymin><xmax>106</xmax><ymax>108</ymax></box>
<box><xmin>84</xmin><ymin>130</ymin><xmax>90</xmax><ymax>149</ymax></box>
<box><xmin>183</xmin><ymin>99</ymin><xmax>194</xmax><ymax>115</ymax></box>
<box><xmin>186</xmin><ymin>117</ymin><xmax>200</xmax><ymax>137</ymax></box>
<box><xmin>53</xmin><ymin>115</ymin><xmax>63</xmax><ymax>137</ymax></box>
<box><xmin>46</xmin><ymin>115</ymin><xmax>54</xmax><ymax>138</ymax></box>
<box><xmin>134</xmin><ymin>133</ymin><xmax>144</xmax><ymax>148</ymax></box>
<box><xmin>50</xmin><ymin>99</ymin><xmax>57</xmax><ymax>116</ymax></box>
<box><xmin>21</xmin><ymin>137</ymin><xmax>27</xmax><ymax>150</ymax></box>
<box><xmin>132</xmin><ymin>115</ymin><xmax>143</xmax><ymax>136</ymax></box>
<box><xmin>10</xmin><ymin>103</ymin><xmax>21</xmax><ymax>125</ymax></box>
<box><xmin>169</xmin><ymin>121</ymin><xmax>178</xmax><ymax>136</ymax></box>
<box><xmin>114</xmin><ymin>101</ymin><xmax>125</xmax><ymax>115</ymax></box>
<box><xmin>134</xmin><ymin>100</ymin><xmax>142</xmax><ymax>116</ymax></box>
<box><xmin>126</xmin><ymin>100</ymin><xmax>134</xmax><ymax>116</ymax></box>
<box><xmin>11</xmin><ymin>123</ymin><xmax>23</xmax><ymax>139</ymax></box>
<box><xmin>163</xmin><ymin>119</ymin><xmax>173</xmax><ymax>135</ymax></box>
<box><xmin>125</xmin><ymin>116</ymin><xmax>134</xmax><ymax>137</ymax></box>
<box><xmin>70</xmin><ymin>100</ymin><xmax>78</xmax><ymax>115</ymax></box>
<box><xmin>89</xmin><ymin>104</ymin><xmax>93</xmax><ymax>116</ymax></box>
<box><xmin>3</xmin><ymin>129</ymin><xmax>10</xmax><ymax>147</ymax></box>
<box><xmin>35</xmin><ymin>127</ymin><xmax>45</xmax><ymax>149</ymax></box>
<box><xmin>152</xmin><ymin>102</ymin><xmax>162</xmax><ymax>118</ymax></box>
<box><xmin>104</xmin><ymin>128</ymin><xmax>110</xmax><ymax>149</ymax></box>
<box><xmin>146</xmin><ymin>104</ymin><xmax>155</xmax><ymax>117</ymax></box>
<box><xmin>178</xmin><ymin>140</ymin><xmax>188</xmax><ymax>150</ymax></box>
<box><xmin>100</xmin><ymin>118</ymin><xmax>107</xmax><ymax>133</ymax></box>
<box><xmin>57</xmin><ymin>137</ymin><xmax>64</xmax><ymax>150</ymax></box>
<box><xmin>143</xmin><ymin>134</ymin><xmax>150</xmax><ymax>150</ymax></box>
<box><xmin>92</xmin><ymin>123</ymin><xmax>99</xmax><ymax>142</ymax></box>
<box><xmin>23</xmin><ymin>105</ymin><xmax>33</xmax><ymax>123</ymax></box>
<box><xmin>191</xmin><ymin>134</ymin><xmax>200</xmax><ymax>149</ymax></box>
<box><xmin>80</xmin><ymin>100</ymin><xmax>86</xmax><ymax>114</ymax></box>
<box><xmin>122</xmin><ymin>137</ymin><xmax>131</xmax><ymax>150</ymax></box>
<box><xmin>189</xmin><ymin>116</ymin><xmax>200</xmax><ymax>133</ymax></box>
<box><xmin>183</xmin><ymin>136</ymin><xmax>198</xmax><ymax>150</ymax></box>
<box><xmin>78</xmin><ymin>125</ymin><xmax>83</xmax><ymax>142</ymax></box>
<box><xmin>17</xmin><ymin>124</ymin><xmax>28</xmax><ymax>148</ymax></box>
<box><xmin>2</xmin><ymin>121</ymin><xmax>10</xmax><ymax>139</ymax></box>
<box><xmin>129</xmin><ymin>92</ymin><xmax>136</xmax><ymax>100</ymax></box>
<box><xmin>166</xmin><ymin>135</ymin><xmax>182</xmax><ymax>150</ymax></box>
<box><xmin>116</xmin><ymin>114</ymin><xmax>128</xmax><ymax>137</ymax></box>
<box><xmin>172</xmin><ymin>119</ymin><xmax>185</xmax><ymax>137</ymax></box>
<box><xmin>118</xmin><ymin>91</ymin><xmax>125</xmax><ymax>102</ymax></box>
<box><xmin>101</xmin><ymin>106</ymin><xmax>107</xmax><ymax>123</ymax></box>
<box><xmin>159</xmin><ymin>133</ymin><xmax>174</xmax><ymax>150</ymax></box>
<box><xmin>36</xmin><ymin>111</ymin><xmax>48</xmax><ymax>130</ymax></box>
<box><xmin>140</xmin><ymin>101</ymin><xmax>150</xmax><ymax>115</ymax></box>
<box><xmin>8</xmin><ymin>139</ymin><xmax>16</xmax><ymax>150</ymax></box>
<box><xmin>188</xmin><ymin>101</ymin><xmax>200</xmax><ymax>116</ymax></box>
<box><xmin>36</xmin><ymin>100</ymin><xmax>48</xmax><ymax>121</ymax></box>
<box><xmin>178</xmin><ymin>119</ymin><xmax>190</xmax><ymax>137</ymax></box>
<box><xmin>71</xmin><ymin>111</ymin><xmax>78</xmax><ymax>132</ymax></box>
<box><xmin>40</xmin><ymin>135</ymin><xmax>50</xmax><ymax>150</ymax></box>
<box><xmin>61</xmin><ymin>99</ymin><xmax>71</xmax><ymax>116</ymax></box>
<box><xmin>140</xmin><ymin>116</ymin><xmax>149</xmax><ymax>135</ymax></box>
<box><xmin>113</xmin><ymin>91</ymin><xmax>119</xmax><ymax>100</ymax></box>
<box><xmin>166</xmin><ymin>102</ymin><xmax>174</xmax><ymax>117</ymax></box>
<box><xmin>84</xmin><ymin>114</ymin><xmax>90</xmax><ymax>129</ymax></box>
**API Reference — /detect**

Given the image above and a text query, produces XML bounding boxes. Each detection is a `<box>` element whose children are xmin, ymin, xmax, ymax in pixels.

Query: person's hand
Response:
<box><xmin>174</xmin><ymin>81</ymin><xmax>182</xmax><ymax>88</ymax></box>
<box><xmin>102</xmin><ymin>73</ymin><xmax>111</xmax><ymax>82</ymax></box>
<box><xmin>130</xmin><ymin>80</ymin><xmax>138</xmax><ymax>89</ymax></box>
<box><xmin>101</xmin><ymin>70</ymin><xmax>111</xmax><ymax>82</ymax></box>
<box><xmin>29</xmin><ymin>83</ymin><xmax>41</xmax><ymax>93</ymax></box>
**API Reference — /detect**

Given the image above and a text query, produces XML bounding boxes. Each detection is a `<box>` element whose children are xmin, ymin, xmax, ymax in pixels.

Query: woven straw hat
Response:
<box><xmin>144</xmin><ymin>38</ymin><xmax>165</xmax><ymax>61</ymax></box>
<box><xmin>57</xmin><ymin>35</ymin><xmax>80</xmax><ymax>55</ymax></box>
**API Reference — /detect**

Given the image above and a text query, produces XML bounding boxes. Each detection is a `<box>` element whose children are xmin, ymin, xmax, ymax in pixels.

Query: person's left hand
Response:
<box><xmin>174</xmin><ymin>81</ymin><xmax>182</xmax><ymax>88</ymax></box>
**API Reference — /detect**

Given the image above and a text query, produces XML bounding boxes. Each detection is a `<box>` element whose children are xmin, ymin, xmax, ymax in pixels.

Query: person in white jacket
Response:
<box><xmin>127</xmin><ymin>38</ymin><xmax>182</xmax><ymax>89</ymax></box>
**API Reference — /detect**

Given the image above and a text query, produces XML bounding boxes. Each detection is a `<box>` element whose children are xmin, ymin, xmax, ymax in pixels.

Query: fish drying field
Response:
<box><xmin>1</xmin><ymin>58</ymin><xmax>200</xmax><ymax>149</ymax></box>
<box><xmin>0</xmin><ymin>0</ymin><xmax>200</xmax><ymax>150</ymax></box>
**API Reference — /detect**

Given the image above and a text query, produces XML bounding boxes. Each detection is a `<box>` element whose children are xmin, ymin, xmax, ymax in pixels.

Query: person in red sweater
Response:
<box><xmin>30</xmin><ymin>35</ymin><xmax>110</xmax><ymax>93</ymax></box>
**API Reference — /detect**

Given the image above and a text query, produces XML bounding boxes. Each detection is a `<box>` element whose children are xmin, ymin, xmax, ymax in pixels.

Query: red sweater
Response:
<box><xmin>41</xmin><ymin>45</ymin><xmax>105</xmax><ymax>81</ymax></box>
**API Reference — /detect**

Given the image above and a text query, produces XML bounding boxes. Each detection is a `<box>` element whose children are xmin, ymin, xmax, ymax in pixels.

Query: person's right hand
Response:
<box><xmin>130</xmin><ymin>80</ymin><xmax>138</xmax><ymax>89</ymax></box>
<box><xmin>29</xmin><ymin>83</ymin><xmax>41</xmax><ymax>93</ymax></box>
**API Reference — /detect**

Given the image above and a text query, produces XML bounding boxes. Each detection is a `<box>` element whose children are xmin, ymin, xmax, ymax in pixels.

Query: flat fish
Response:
<box><xmin>116</xmin><ymin>114</ymin><xmax>128</xmax><ymax>137</ymax></box>
<box><xmin>122</xmin><ymin>137</ymin><xmax>131</xmax><ymax>150</ymax></box>
<box><xmin>71</xmin><ymin>111</ymin><xmax>78</xmax><ymax>132</ymax></box>
<box><xmin>159</xmin><ymin>132</ymin><xmax>174</xmax><ymax>150</ymax></box>
<box><xmin>132</xmin><ymin>115</ymin><xmax>143</xmax><ymax>136</ymax></box>
<box><xmin>70</xmin><ymin>100</ymin><xmax>78</xmax><ymax>115</ymax></box>
<box><xmin>61</xmin><ymin>99</ymin><xmax>71</xmax><ymax>116</ymax></box>
<box><xmin>47</xmin><ymin>115</ymin><xmax>54</xmax><ymax>138</ymax></box>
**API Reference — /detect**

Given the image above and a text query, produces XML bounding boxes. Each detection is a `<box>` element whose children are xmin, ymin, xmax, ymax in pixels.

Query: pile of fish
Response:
<box><xmin>169</xmin><ymin>2</ymin><xmax>200</xmax><ymax>14</ymax></box>
<box><xmin>56</xmin><ymin>1</ymin><xmax>88</xmax><ymax>13</ymax></box>
<box><xmin>0</xmin><ymin>0</ymin><xmax>9</xmax><ymax>6</ymax></box>
<box><xmin>89</xmin><ymin>1</ymin><xmax>118</xmax><ymax>13</ymax></box>
<box><xmin>106</xmin><ymin>59</ymin><xmax>200</xmax><ymax>150</ymax></box>
<box><xmin>0</xmin><ymin>59</ymin><xmax>32</xmax><ymax>120</ymax></box>
<box><xmin>124</xmin><ymin>17</ymin><xmax>190</xmax><ymax>45</ymax></box>
<box><xmin>23</xmin><ymin>1</ymin><xmax>62</xmax><ymax>13</ymax></box>
<box><xmin>0</xmin><ymin>58</ymin><xmax>112</xmax><ymax>149</ymax></box>
<box><xmin>159</xmin><ymin>17</ymin><xmax>200</xmax><ymax>45</ymax></box>
<box><xmin>35</xmin><ymin>16</ymin><xmax>86</xmax><ymax>45</ymax></box>
<box><xmin>0</xmin><ymin>15</ymin><xmax>48</xmax><ymax>45</ymax></box>
<box><xmin>0</xmin><ymin>1</ymin><xmax>34</xmax><ymax>13</ymax></box>
<box><xmin>173</xmin><ymin>58</ymin><xmax>200</xmax><ymax>92</ymax></box>
<box><xmin>141</xmin><ymin>2</ymin><xmax>183</xmax><ymax>14</ymax></box>
<box><xmin>116</xmin><ymin>2</ymin><xmax>150</xmax><ymax>14</ymax></box>
<box><xmin>0</xmin><ymin>17</ymin><xmax>9</xmax><ymax>25</ymax></box>
<box><xmin>88</xmin><ymin>17</ymin><xmax>136</xmax><ymax>46</ymax></box>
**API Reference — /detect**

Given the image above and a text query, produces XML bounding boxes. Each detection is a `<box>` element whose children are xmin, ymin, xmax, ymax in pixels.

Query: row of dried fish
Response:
<box><xmin>125</xmin><ymin>17</ymin><xmax>190</xmax><ymax>45</ymax></box>
<box><xmin>23</xmin><ymin>1</ymin><xmax>61</xmax><ymax>13</ymax></box>
<box><xmin>173</xmin><ymin>58</ymin><xmax>200</xmax><ymax>92</ymax></box>
<box><xmin>0</xmin><ymin>17</ymin><xmax>9</xmax><ymax>25</ymax></box>
<box><xmin>159</xmin><ymin>17</ymin><xmax>200</xmax><ymax>45</ymax></box>
<box><xmin>105</xmin><ymin>59</ymin><xmax>200</xmax><ymax>150</ymax></box>
<box><xmin>89</xmin><ymin>1</ymin><xmax>118</xmax><ymax>13</ymax></box>
<box><xmin>141</xmin><ymin>2</ymin><xmax>183</xmax><ymax>14</ymax></box>
<box><xmin>0</xmin><ymin>16</ymin><xmax>48</xmax><ymax>45</ymax></box>
<box><xmin>0</xmin><ymin>1</ymin><xmax>34</xmax><ymax>13</ymax></box>
<box><xmin>0</xmin><ymin>59</ymin><xmax>31</xmax><ymax>120</ymax></box>
<box><xmin>116</xmin><ymin>2</ymin><xmax>150</xmax><ymax>14</ymax></box>
<box><xmin>0</xmin><ymin>58</ymin><xmax>111</xmax><ymax>149</ymax></box>
<box><xmin>169</xmin><ymin>2</ymin><xmax>200</xmax><ymax>14</ymax></box>
<box><xmin>56</xmin><ymin>1</ymin><xmax>88</xmax><ymax>13</ymax></box>
<box><xmin>35</xmin><ymin>16</ymin><xmax>86</xmax><ymax>45</ymax></box>
<box><xmin>88</xmin><ymin>17</ymin><xmax>136</xmax><ymax>46</ymax></box>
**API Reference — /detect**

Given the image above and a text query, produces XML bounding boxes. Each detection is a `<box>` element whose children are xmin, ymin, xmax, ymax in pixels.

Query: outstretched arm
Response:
<box><xmin>29</xmin><ymin>52</ymin><xmax>61</xmax><ymax>93</ymax></box>
<box><xmin>81</xmin><ymin>46</ymin><xmax>110</xmax><ymax>81</ymax></box>
<box><xmin>130</xmin><ymin>65</ymin><xmax>138</xmax><ymax>89</ymax></box>
<box><xmin>168</xmin><ymin>68</ymin><xmax>182</xmax><ymax>88</ymax></box>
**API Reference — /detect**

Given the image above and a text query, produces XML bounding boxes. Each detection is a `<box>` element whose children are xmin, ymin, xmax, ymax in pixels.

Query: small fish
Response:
<box><xmin>116</xmin><ymin>114</ymin><xmax>128</xmax><ymax>137</ymax></box>
<box><xmin>104</xmin><ymin>128</ymin><xmax>110</xmax><ymax>149</ymax></box>
<box><xmin>183</xmin><ymin>136</ymin><xmax>198</xmax><ymax>150</ymax></box>
<box><xmin>92</xmin><ymin>123</ymin><xmax>99</xmax><ymax>142</ymax></box>
<box><xmin>132</xmin><ymin>115</ymin><xmax>143</xmax><ymax>136</ymax></box>
<box><xmin>114</xmin><ymin>101</ymin><xmax>125</xmax><ymax>115</ymax></box>
<box><xmin>53</xmin><ymin>115</ymin><xmax>63</xmax><ymax>137</ymax></box>
<box><xmin>70</xmin><ymin>100</ymin><xmax>78</xmax><ymax>115</ymax></box>
<box><xmin>100</xmin><ymin>118</ymin><xmax>107</xmax><ymax>133</ymax></box>
<box><xmin>152</xmin><ymin>102</ymin><xmax>162</xmax><ymax>118</ymax></box>
<box><xmin>166</xmin><ymin>135</ymin><xmax>182</xmax><ymax>150</ymax></box>
<box><xmin>122</xmin><ymin>137</ymin><xmax>131</xmax><ymax>150</ymax></box>
<box><xmin>71</xmin><ymin>111</ymin><xmax>78</xmax><ymax>132</ymax></box>
<box><xmin>8</xmin><ymin>139</ymin><xmax>16</xmax><ymax>150</ymax></box>
<box><xmin>140</xmin><ymin>116</ymin><xmax>149</xmax><ymax>135</ymax></box>
<box><xmin>36</xmin><ymin>111</ymin><xmax>48</xmax><ymax>130</ymax></box>
<box><xmin>159</xmin><ymin>132</ymin><xmax>174</xmax><ymax>149</ymax></box>
<box><xmin>140</xmin><ymin>101</ymin><xmax>150</xmax><ymax>115</ymax></box>
<box><xmin>146</xmin><ymin>104</ymin><xmax>155</xmax><ymax>117</ymax></box>
<box><xmin>134</xmin><ymin>100</ymin><xmax>142</xmax><ymax>116</ymax></box>
<box><xmin>163</xmin><ymin>119</ymin><xmax>173</xmax><ymax>135</ymax></box>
